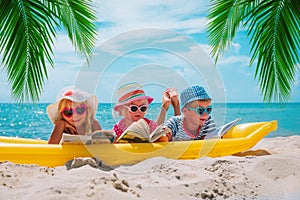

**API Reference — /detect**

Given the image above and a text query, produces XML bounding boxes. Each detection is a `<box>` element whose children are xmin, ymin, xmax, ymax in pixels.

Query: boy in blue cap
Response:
<box><xmin>165</xmin><ymin>86</ymin><xmax>216</xmax><ymax>141</ymax></box>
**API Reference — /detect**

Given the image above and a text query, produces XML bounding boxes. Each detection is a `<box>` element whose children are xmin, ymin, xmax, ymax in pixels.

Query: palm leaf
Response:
<box><xmin>0</xmin><ymin>0</ymin><xmax>57</xmax><ymax>102</ymax></box>
<box><xmin>0</xmin><ymin>0</ymin><xmax>97</xmax><ymax>102</ymax></box>
<box><xmin>57</xmin><ymin>0</ymin><xmax>97</xmax><ymax>59</ymax></box>
<box><xmin>207</xmin><ymin>0</ymin><xmax>300</xmax><ymax>102</ymax></box>
<box><xmin>245</xmin><ymin>0</ymin><xmax>300</xmax><ymax>102</ymax></box>
<box><xmin>207</xmin><ymin>0</ymin><xmax>245</xmax><ymax>62</ymax></box>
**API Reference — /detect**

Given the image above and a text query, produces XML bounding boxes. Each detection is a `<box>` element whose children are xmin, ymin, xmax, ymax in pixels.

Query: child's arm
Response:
<box><xmin>156</xmin><ymin>88</ymin><xmax>181</xmax><ymax>125</ymax></box>
<box><xmin>155</xmin><ymin>92</ymin><xmax>171</xmax><ymax>125</ymax></box>
<box><xmin>170</xmin><ymin>90</ymin><xmax>180</xmax><ymax>116</ymax></box>
<box><xmin>48</xmin><ymin>120</ymin><xmax>66</xmax><ymax>144</ymax></box>
<box><xmin>164</xmin><ymin>117</ymin><xmax>178</xmax><ymax>141</ymax></box>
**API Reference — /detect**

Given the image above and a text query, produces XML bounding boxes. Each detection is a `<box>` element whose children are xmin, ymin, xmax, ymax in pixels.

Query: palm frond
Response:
<box><xmin>58</xmin><ymin>0</ymin><xmax>97</xmax><ymax>59</ymax></box>
<box><xmin>0</xmin><ymin>0</ymin><xmax>98</xmax><ymax>102</ymax></box>
<box><xmin>0</xmin><ymin>0</ymin><xmax>57</xmax><ymax>102</ymax></box>
<box><xmin>207</xmin><ymin>0</ymin><xmax>245</xmax><ymax>62</ymax></box>
<box><xmin>207</xmin><ymin>0</ymin><xmax>300</xmax><ymax>102</ymax></box>
<box><xmin>246</xmin><ymin>0</ymin><xmax>300</xmax><ymax>102</ymax></box>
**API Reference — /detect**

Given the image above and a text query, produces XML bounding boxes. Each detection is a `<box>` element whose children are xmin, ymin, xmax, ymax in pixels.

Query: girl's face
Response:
<box><xmin>182</xmin><ymin>100</ymin><xmax>212</xmax><ymax>126</ymax></box>
<box><xmin>60</xmin><ymin>100</ymin><xmax>87</xmax><ymax>127</ymax></box>
<box><xmin>122</xmin><ymin>99</ymin><xmax>148</xmax><ymax>122</ymax></box>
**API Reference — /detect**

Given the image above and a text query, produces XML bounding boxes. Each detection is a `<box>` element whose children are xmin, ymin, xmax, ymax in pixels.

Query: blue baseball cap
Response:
<box><xmin>180</xmin><ymin>86</ymin><xmax>211</xmax><ymax>108</ymax></box>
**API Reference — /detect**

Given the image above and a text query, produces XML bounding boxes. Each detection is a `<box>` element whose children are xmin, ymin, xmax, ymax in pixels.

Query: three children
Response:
<box><xmin>47</xmin><ymin>84</ymin><xmax>215</xmax><ymax>143</ymax></box>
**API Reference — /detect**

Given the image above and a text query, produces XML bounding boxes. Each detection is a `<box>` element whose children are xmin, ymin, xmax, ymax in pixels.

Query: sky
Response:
<box><xmin>0</xmin><ymin>0</ymin><xmax>299</xmax><ymax>103</ymax></box>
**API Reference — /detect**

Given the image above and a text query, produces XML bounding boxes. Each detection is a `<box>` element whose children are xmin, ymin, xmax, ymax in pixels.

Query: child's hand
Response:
<box><xmin>167</xmin><ymin>88</ymin><xmax>178</xmax><ymax>98</ymax></box>
<box><xmin>64</xmin><ymin>123</ymin><xmax>77</xmax><ymax>134</ymax></box>
<box><xmin>168</xmin><ymin>88</ymin><xmax>179</xmax><ymax>107</ymax></box>
<box><xmin>166</xmin><ymin>132</ymin><xmax>173</xmax><ymax>141</ymax></box>
<box><xmin>156</xmin><ymin>135</ymin><xmax>169</xmax><ymax>142</ymax></box>
<box><xmin>162</xmin><ymin>90</ymin><xmax>172</xmax><ymax>110</ymax></box>
<box><xmin>156</xmin><ymin>127</ymin><xmax>172</xmax><ymax>142</ymax></box>
<box><xmin>162</xmin><ymin>88</ymin><xmax>180</xmax><ymax>113</ymax></box>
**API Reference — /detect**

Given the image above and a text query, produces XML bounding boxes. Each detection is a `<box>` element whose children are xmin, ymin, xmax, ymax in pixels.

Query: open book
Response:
<box><xmin>115</xmin><ymin>118</ymin><xmax>170</xmax><ymax>143</ymax></box>
<box><xmin>59</xmin><ymin>130</ymin><xmax>114</xmax><ymax>144</ymax></box>
<box><xmin>204</xmin><ymin>118</ymin><xmax>241</xmax><ymax>139</ymax></box>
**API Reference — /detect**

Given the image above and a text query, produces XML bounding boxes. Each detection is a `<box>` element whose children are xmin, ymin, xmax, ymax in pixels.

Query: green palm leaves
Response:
<box><xmin>207</xmin><ymin>0</ymin><xmax>300</xmax><ymax>102</ymax></box>
<box><xmin>0</xmin><ymin>0</ymin><xmax>97</xmax><ymax>102</ymax></box>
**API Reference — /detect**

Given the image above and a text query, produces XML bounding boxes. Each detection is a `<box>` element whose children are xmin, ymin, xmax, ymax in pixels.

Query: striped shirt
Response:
<box><xmin>165</xmin><ymin>115</ymin><xmax>216</xmax><ymax>141</ymax></box>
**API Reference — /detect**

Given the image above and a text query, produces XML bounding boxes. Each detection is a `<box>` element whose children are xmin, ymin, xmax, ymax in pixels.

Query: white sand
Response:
<box><xmin>1</xmin><ymin>136</ymin><xmax>300</xmax><ymax>200</ymax></box>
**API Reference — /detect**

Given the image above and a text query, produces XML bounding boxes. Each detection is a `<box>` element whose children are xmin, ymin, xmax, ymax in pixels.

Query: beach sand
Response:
<box><xmin>1</xmin><ymin>136</ymin><xmax>300</xmax><ymax>200</ymax></box>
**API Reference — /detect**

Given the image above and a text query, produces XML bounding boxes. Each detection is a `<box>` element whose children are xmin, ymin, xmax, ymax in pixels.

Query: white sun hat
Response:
<box><xmin>46</xmin><ymin>86</ymin><xmax>98</xmax><ymax>124</ymax></box>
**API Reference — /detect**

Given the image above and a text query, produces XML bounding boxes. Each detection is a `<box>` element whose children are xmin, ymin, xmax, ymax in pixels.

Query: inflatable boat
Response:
<box><xmin>0</xmin><ymin>121</ymin><xmax>277</xmax><ymax>167</ymax></box>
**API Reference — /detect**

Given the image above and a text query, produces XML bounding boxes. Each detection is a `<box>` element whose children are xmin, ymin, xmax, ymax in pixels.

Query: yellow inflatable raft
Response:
<box><xmin>0</xmin><ymin>121</ymin><xmax>277</xmax><ymax>167</ymax></box>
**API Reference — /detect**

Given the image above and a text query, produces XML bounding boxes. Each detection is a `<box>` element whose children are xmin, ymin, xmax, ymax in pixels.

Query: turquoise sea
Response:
<box><xmin>0</xmin><ymin>103</ymin><xmax>299</xmax><ymax>140</ymax></box>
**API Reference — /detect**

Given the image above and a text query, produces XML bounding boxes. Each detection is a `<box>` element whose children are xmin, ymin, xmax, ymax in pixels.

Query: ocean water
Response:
<box><xmin>0</xmin><ymin>103</ymin><xmax>299</xmax><ymax>140</ymax></box>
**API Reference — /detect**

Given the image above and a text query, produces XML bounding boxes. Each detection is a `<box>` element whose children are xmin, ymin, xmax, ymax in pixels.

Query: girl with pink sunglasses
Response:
<box><xmin>47</xmin><ymin>86</ymin><xmax>102</xmax><ymax>144</ymax></box>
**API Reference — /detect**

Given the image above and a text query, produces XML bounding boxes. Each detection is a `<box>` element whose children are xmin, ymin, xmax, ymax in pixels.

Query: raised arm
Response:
<box><xmin>156</xmin><ymin>88</ymin><xmax>180</xmax><ymax>125</ymax></box>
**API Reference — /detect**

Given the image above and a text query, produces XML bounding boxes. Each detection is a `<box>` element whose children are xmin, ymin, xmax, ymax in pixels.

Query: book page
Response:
<box><xmin>149</xmin><ymin>124</ymin><xmax>170</xmax><ymax>142</ymax></box>
<box><xmin>91</xmin><ymin>130</ymin><xmax>113</xmax><ymax>144</ymax></box>
<box><xmin>116</xmin><ymin>119</ymin><xmax>151</xmax><ymax>143</ymax></box>
<box><xmin>124</xmin><ymin>119</ymin><xmax>150</xmax><ymax>138</ymax></box>
<box><xmin>59</xmin><ymin>133</ymin><xmax>91</xmax><ymax>144</ymax></box>
<box><xmin>60</xmin><ymin>131</ymin><xmax>113</xmax><ymax>144</ymax></box>
<box><xmin>205</xmin><ymin>118</ymin><xmax>241</xmax><ymax>139</ymax></box>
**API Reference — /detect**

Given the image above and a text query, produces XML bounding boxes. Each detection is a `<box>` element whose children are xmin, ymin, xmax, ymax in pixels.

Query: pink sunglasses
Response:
<box><xmin>61</xmin><ymin>104</ymin><xmax>86</xmax><ymax>118</ymax></box>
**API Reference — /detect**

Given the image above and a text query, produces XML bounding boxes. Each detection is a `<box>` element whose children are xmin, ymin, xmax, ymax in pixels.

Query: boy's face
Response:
<box><xmin>122</xmin><ymin>99</ymin><xmax>148</xmax><ymax>122</ymax></box>
<box><xmin>182</xmin><ymin>100</ymin><xmax>211</xmax><ymax>126</ymax></box>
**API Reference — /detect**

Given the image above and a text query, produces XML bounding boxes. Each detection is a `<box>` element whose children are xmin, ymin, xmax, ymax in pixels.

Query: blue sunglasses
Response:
<box><xmin>187</xmin><ymin>106</ymin><xmax>212</xmax><ymax>116</ymax></box>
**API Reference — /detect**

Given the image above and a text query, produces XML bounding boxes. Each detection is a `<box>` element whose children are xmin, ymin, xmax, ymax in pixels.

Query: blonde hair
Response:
<box><xmin>58</xmin><ymin>99</ymin><xmax>94</xmax><ymax>135</ymax></box>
